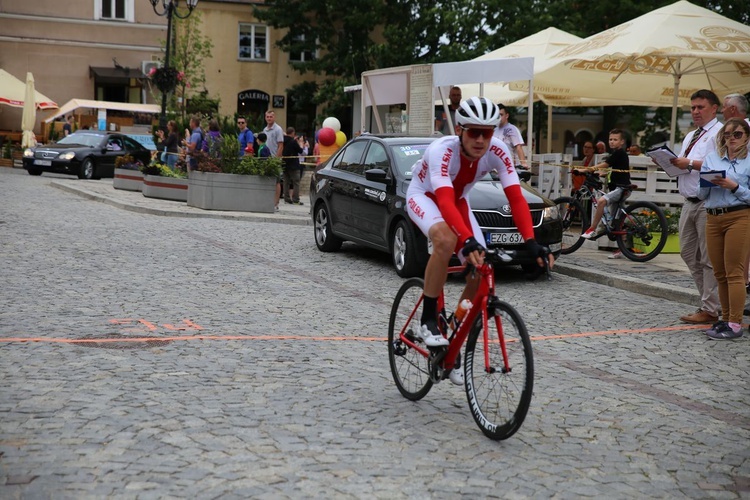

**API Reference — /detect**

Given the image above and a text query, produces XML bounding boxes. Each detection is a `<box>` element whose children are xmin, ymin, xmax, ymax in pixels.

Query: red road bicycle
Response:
<box><xmin>388</xmin><ymin>249</ymin><xmax>536</xmax><ymax>440</ymax></box>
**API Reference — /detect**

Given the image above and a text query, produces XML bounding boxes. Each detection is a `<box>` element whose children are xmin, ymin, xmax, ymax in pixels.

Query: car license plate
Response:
<box><xmin>488</xmin><ymin>232</ymin><xmax>523</xmax><ymax>244</ymax></box>
<box><xmin>34</xmin><ymin>159</ymin><xmax>52</xmax><ymax>166</ymax></box>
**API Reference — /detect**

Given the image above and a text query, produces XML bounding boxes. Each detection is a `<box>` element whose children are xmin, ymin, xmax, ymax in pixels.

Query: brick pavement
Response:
<box><xmin>1</xmin><ymin>168</ymin><xmax>747</xmax><ymax>498</ymax></box>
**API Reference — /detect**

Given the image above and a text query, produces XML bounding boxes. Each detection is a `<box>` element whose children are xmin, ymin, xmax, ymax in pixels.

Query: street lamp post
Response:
<box><xmin>149</xmin><ymin>0</ymin><xmax>199</xmax><ymax>131</ymax></box>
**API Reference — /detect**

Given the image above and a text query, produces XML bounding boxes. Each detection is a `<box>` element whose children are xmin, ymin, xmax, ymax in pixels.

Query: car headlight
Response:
<box><xmin>58</xmin><ymin>152</ymin><xmax>75</xmax><ymax>160</ymax></box>
<box><xmin>543</xmin><ymin>205</ymin><xmax>560</xmax><ymax>220</ymax></box>
<box><xmin>23</xmin><ymin>149</ymin><xmax>34</xmax><ymax>158</ymax></box>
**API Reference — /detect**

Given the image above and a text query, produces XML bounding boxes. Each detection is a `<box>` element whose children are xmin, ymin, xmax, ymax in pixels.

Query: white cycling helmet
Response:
<box><xmin>455</xmin><ymin>96</ymin><xmax>501</xmax><ymax>127</ymax></box>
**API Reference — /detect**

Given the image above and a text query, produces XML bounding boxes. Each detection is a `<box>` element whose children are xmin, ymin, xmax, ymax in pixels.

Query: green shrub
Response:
<box><xmin>234</xmin><ymin>154</ymin><xmax>282</xmax><ymax>177</ymax></box>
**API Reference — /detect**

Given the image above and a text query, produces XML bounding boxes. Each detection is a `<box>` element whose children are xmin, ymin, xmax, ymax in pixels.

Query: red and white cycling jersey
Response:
<box><xmin>407</xmin><ymin>135</ymin><xmax>535</xmax><ymax>250</ymax></box>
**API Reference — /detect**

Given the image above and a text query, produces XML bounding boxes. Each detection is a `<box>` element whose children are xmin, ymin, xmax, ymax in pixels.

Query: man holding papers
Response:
<box><xmin>668</xmin><ymin>90</ymin><xmax>722</xmax><ymax>325</ymax></box>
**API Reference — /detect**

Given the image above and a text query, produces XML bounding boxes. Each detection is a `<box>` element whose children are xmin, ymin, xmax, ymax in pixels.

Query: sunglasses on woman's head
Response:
<box><xmin>723</xmin><ymin>131</ymin><xmax>746</xmax><ymax>139</ymax></box>
<box><xmin>460</xmin><ymin>127</ymin><xmax>494</xmax><ymax>139</ymax></box>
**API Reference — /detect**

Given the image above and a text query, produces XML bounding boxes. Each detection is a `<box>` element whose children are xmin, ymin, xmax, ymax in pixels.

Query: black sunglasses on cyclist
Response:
<box><xmin>723</xmin><ymin>131</ymin><xmax>746</xmax><ymax>139</ymax></box>
<box><xmin>460</xmin><ymin>126</ymin><xmax>494</xmax><ymax>139</ymax></box>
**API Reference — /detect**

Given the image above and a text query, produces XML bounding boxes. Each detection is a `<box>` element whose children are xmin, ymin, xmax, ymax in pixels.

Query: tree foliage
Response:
<box><xmin>162</xmin><ymin>10</ymin><xmax>214</xmax><ymax>122</ymax></box>
<box><xmin>254</xmin><ymin>0</ymin><xmax>748</xmax><ymax>137</ymax></box>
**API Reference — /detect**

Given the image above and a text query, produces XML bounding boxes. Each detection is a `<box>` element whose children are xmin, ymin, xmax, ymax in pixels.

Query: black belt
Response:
<box><xmin>685</xmin><ymin>197</ymin><xmax>702</xmax><ymax>203</ymax></box>
<box><xmin>706</xmin><ymin>205</ymin><xmax>750</xmax><ymax>216</ymax></box>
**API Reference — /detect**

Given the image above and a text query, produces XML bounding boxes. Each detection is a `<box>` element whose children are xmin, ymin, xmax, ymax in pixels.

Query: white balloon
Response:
<box><xmin>322</xmin><ymin>117</ymin><xmax>341</xmax><ymax>133</ymax></box>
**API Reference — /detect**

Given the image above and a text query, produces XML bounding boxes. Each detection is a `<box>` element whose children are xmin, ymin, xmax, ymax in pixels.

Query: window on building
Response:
<box><xmin>289</xmin><ymin>34</ymin><xmax>316</xmax><ymax>63</ymax></box>
<box><xmin>239</xmin><ymin>24</ymin><xmax>269</xmax><ymax>61</ymax></box>
<box><xmin>95</xmin><ymin>0</ymin><xmax>133</xmax><ymax>22</ymax></box>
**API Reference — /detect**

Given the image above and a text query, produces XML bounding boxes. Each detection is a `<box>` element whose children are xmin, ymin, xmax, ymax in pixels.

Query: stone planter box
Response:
<box><xmin>188</xmin><ymin>171</ymin><xmax>276</xmax><ymax>213</ymax></box>
<box><xmin>142</xmin><ymin>175</ymin><xmax>188</xmax><ymax>202</ymax></box>
<box><xmin>113</xmin><ymin>168</ymin><xmax>144</xmax><ymax>192</ymax></box>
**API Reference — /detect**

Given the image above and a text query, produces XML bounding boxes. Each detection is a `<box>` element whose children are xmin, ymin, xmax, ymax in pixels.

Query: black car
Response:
<box><xmin>23</xmin><ymin>131</ymin><xmax>152</xmax><ymax>179</ymax></box>
<box><xmin>310</xmin><ymin>134</ymin><xmax>563</xmax><ymax>277</ymax></box>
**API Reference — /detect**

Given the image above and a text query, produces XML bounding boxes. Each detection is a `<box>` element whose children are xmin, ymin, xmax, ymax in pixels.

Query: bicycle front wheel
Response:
<box><xmin>464</xmin><ymin>301</ymin><xmax>533</xmax><ymax>440</ymax></box>
<box><xmin>614</xmin><ymin>201</ymin><xmax>668</xmax><ymax>262</ymax></box>
<box><xmin>554</xmin><ymin>196</ymin><xmax>589</xmax><ymax>254</ymax></box>
<box><xmin>388</xmin><ymin>278</ymin><xmax>433</xmax><ymax>401</ymax></box>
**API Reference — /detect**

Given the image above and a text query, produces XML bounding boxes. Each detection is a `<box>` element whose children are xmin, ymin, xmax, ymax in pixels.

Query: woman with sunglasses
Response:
<box><xmin>405</xmin><ymin>96</ymin><xmax>553</xmax><ymax>370</ymax></box>
<box><xmin>698</xmin><ymin>118</ymin><xmax>750</xmax><ymax>340</ymax></box>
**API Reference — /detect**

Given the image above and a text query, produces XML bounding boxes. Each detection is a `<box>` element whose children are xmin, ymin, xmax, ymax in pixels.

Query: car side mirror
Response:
<box><xmin>517</xmin><ymin>169</ymin><xmax>532</xmax><ymax>183</ymax></box>
<box><xmin>365</xmin><ymin>168</ymin><xmax>389</xmax><ymax>183</ymax></box>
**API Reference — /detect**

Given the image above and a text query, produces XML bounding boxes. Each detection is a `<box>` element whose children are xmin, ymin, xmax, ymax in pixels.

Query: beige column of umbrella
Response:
<box><xmin>514</xmin><ymin>0</ymin><xmax>750</xmax><ymax>148</ymax></box>
<box><xmin>21</xmin><ymin>72</ymin><xmax>37</xmax><ymax>148</ymax></box>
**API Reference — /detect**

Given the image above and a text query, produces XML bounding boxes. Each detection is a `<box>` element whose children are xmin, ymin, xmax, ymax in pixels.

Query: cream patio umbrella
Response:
<box><xmin>0</xmin><ymin>69</ymin><xmax>58</xmax><ymax>110</ymax></box>
<box><xmin>21</xmin><ymin>72</ymin><xmax>37</xmax><ymax>148</ymax></box>
<box><xmin>515</xmin><ymin>0</ymin><xmax>750</xmax><ymax>147</ymax></box>
<box><xmin>457</xmin><ymin>28</ymin><xmax>629</xmax><ymax>152</ymax></box>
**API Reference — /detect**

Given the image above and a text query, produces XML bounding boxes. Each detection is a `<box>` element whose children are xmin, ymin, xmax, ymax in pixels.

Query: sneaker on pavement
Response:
<box><xmin>608</xmin><ymin>250</ymin><xmax>623</xmax><ymax>259</ymax></box>
<box><xmin>581</xmin><ymin>227</ymin><xmax>602</xmax><ymax>240</ymax></box>
<box><xmin>706</xmin><ymin>323</ymin><xmax>743</xmax><ymax>340</ymax></box>
<box><xmin>449</xmin><ymin>369</ymin><xmax>464</xmax><ymax>386</ymax></box>
<box><xmin>705</xmin><ymin>321</ymin><xmax>727</xmax><ymax>336</ymax></box>
<box><xmin>293</xmin><ymin>201</ymin><xmax>304</xmax><ymax>206</ymax></box>
<box><xmin>679</xmin><ymin>310</ymin><xmax>718</xmax><ymax>324</ymax></box>
<box><xmin>418</xmin><ymin>322</ymin><xmax>449</xmax><ymax>347</ymax></box>
<box><xmin>274</xmin><ymin>205</ymin><xmax>280</xmax><ymax>212</ymax></box>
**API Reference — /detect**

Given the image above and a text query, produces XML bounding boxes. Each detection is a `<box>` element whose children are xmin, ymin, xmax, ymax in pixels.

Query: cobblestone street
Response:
<box><xmin>1</xmin><ymin>169</ymin><xmax>748</xmax><ymax>498</ymax></box>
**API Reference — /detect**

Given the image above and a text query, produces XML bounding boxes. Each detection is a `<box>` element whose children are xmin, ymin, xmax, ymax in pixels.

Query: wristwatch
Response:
<box><xmin>687</xmin><ymin>159</ymin><xmax>694</xmax><ymax>172</ymax></box>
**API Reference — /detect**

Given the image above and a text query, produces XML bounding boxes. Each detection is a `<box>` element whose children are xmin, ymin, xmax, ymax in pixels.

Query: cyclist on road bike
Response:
<box><xmin>406</xmin><ymin>96</ymin><xmax>554</xmax><ymax>364</ymax></box>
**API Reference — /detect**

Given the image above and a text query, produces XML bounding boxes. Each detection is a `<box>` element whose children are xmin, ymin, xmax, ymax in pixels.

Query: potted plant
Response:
<box><xmin>0</xmin><ymin>141</ymin><xmax>13</xmax><ymax>168</ymax></box>
<box><xmin>113</xmin><ymin>154</ymin><xmax>145</xmax><ymax>191</ymax></box>
<box><xmin>187</xmin><ymin>133</ymin><xmax>282</xmax><ymax>213</ymax></box>
<box><xmin>141</xmin><ymin>162</ymin><xmax>189</xmax><ymax>202</ymax></box>
<box><xmin>639</xmin><ymin>206</ymin><xmax>681</xmax><ymax>253</ymax></box>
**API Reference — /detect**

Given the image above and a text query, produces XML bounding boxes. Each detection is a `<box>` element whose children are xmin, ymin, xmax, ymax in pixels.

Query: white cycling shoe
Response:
<box><xmin>449</xmin><ymin>369</ymin><xmax>464</xmax><ymax>386</ymax></box>
<box><xmin>418</xmin><ymin>323</ymin><xmax>449</xmax><ymax>347</ymax></box>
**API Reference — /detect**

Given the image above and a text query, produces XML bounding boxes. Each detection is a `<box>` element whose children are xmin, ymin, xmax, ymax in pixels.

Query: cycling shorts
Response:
<box><xmin>406</xmin><ymin>192</ymin><xmax>485</xmax><ymax>263</ymax></box>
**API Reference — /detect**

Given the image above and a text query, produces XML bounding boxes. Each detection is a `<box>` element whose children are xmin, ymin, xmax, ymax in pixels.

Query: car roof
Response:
<box><xmin>355</xmin><ymin>134</ymin><xmax>441</xmax><ymax>146</ymax></box>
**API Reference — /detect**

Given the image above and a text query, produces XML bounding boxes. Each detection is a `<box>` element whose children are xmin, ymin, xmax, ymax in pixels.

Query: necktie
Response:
<box><xmin>684</xmin><ymin>127</ymin><xmax>703</xmax><ymax>157</ymax></box>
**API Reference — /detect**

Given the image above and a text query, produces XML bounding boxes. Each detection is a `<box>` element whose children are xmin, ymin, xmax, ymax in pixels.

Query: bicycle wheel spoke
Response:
<box><xmin>616</xmin><ymin>202</ymin><xmax>668</xmax><ymax>262</ymax></box>
<box><xmin>554</xmin><ymin>196</ymin><xmax>588</xmax><ymax>254</ymax></box>
<box><xmin>464</xmin><ymin>303</ymin><xmax>533</xmax><ymax>440</ymax></box>
<box><xmin>388</xmin><ymin>278</ymin><xmax>433</xmax><ymax>400</ymax></box>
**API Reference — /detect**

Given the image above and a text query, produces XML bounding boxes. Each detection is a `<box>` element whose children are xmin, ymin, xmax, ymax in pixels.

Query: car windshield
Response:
<box><xmin>389</xmin><ymin>144</ymin><xmax>431</xmax><ymax>178</ymax></box>
<box><xmin>56</xmin><ymin>133</ymin><xmax>104</xmax><ymax>147</ymax></box>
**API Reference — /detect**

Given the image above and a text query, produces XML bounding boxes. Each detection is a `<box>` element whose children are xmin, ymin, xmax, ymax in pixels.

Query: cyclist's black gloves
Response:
<box><xmin>524</xmin><ymin>238</ymin><xmax>549</xmax><ymax>261</ymax></box>
<box><xmin>461</xmin><ymin>237</ymin><xmax>484</xmax><ymax>257</ymax></box>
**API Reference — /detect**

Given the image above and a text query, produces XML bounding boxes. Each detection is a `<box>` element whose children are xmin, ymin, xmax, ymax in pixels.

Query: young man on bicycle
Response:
<box><xmin>406</xmin><ymin>97</ymin><xmax>553</xmax><ymax>364</ymax></box>
<box><xmin>580</xmin><ymin>129</ymin><xmax>631</xmax><ymax>241</ymax></box>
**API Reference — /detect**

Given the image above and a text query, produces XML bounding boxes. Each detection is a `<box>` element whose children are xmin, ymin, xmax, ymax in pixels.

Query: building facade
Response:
<box><xmin>0</xmin><ymin>0</ymin><xmax>322</xmax><ymax>137</ymax></box>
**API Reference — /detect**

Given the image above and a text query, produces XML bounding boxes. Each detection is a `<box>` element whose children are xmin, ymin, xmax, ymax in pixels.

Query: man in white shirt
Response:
<box><xmin>722</xmin><ymin>93</ymin><xmax>749</xmax><ymax>124</ymax></box>
<box><xmin>669</xmin><ymin>89</ymin><xmax>722</xmax><ymax>324</ymax></box>
<box><xmin>263</xmin><ymin>110</ymin><xmax>285</xmax><ymax>211</ymax></box>
<box><xmin>493</xmin><ymin>104</ymin><xmax>528</xmax><ymax>168</ymax></box>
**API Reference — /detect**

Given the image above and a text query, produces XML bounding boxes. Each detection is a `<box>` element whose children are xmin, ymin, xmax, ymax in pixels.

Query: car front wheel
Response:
<box><xmin>78</xmin><ymin>158</ymin><xmax>95</xmax><ymax>180</ymax></box>
<box><xmin>391</xmin><ymin>219</ymin><xmax>424</xmax><ymax>278</ymax></box>
<box><xmin>314</xmin><ymin>202</ymin><xmax>343</xmax><ymax>252</ymax></box>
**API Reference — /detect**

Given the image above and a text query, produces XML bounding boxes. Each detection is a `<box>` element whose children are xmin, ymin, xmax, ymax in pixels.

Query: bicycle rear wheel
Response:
<box><xmin>388</xmin><ymin>278</ymin><xmax>433</xmax><ymax>401</ymax></box>
<box><xmin>464</xmin><ymin>300</ymin><xmax>533</xmax><ymax>440</ymax></box>
<box><xmin>554</xmin><ymin>196</ymin><xmax>589</xmax><ymax>254</ymax></box>
<box><xmin>614</xmin><ymin>201</ymin><xmax>668</xmax><ymax>262</ymax></box>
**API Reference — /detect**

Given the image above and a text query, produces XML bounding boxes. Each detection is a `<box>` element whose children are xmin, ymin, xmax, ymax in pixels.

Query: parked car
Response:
<box><xmin>310</xmin><ymin>134</ymin><xmax>563</xmax><ymax>277</ymax></box>
<box><xmin>23</xmin><ymin>130</ymin><xmax>151</xmax><ymax>179</ymax></box>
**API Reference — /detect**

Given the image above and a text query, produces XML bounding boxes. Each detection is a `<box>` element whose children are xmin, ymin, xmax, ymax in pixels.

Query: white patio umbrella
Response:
<box><xmin>457</xmin><ymin>28</ymin><xmax>629</xmax><ymax>152</ymax></box>
<box><xmin>21</xmin><ymin>72</ymin><xmax>37</xmax><ymax>148</ymax></box>
<box><xmin>516</xmin><ymin>0</ymin><xmax>750</xmax><ymax>147</ymax></box>
<box><xmin>0</xmin><ymin>69</ymin><xmax>57</xmax><ymax>110</ymax></box>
